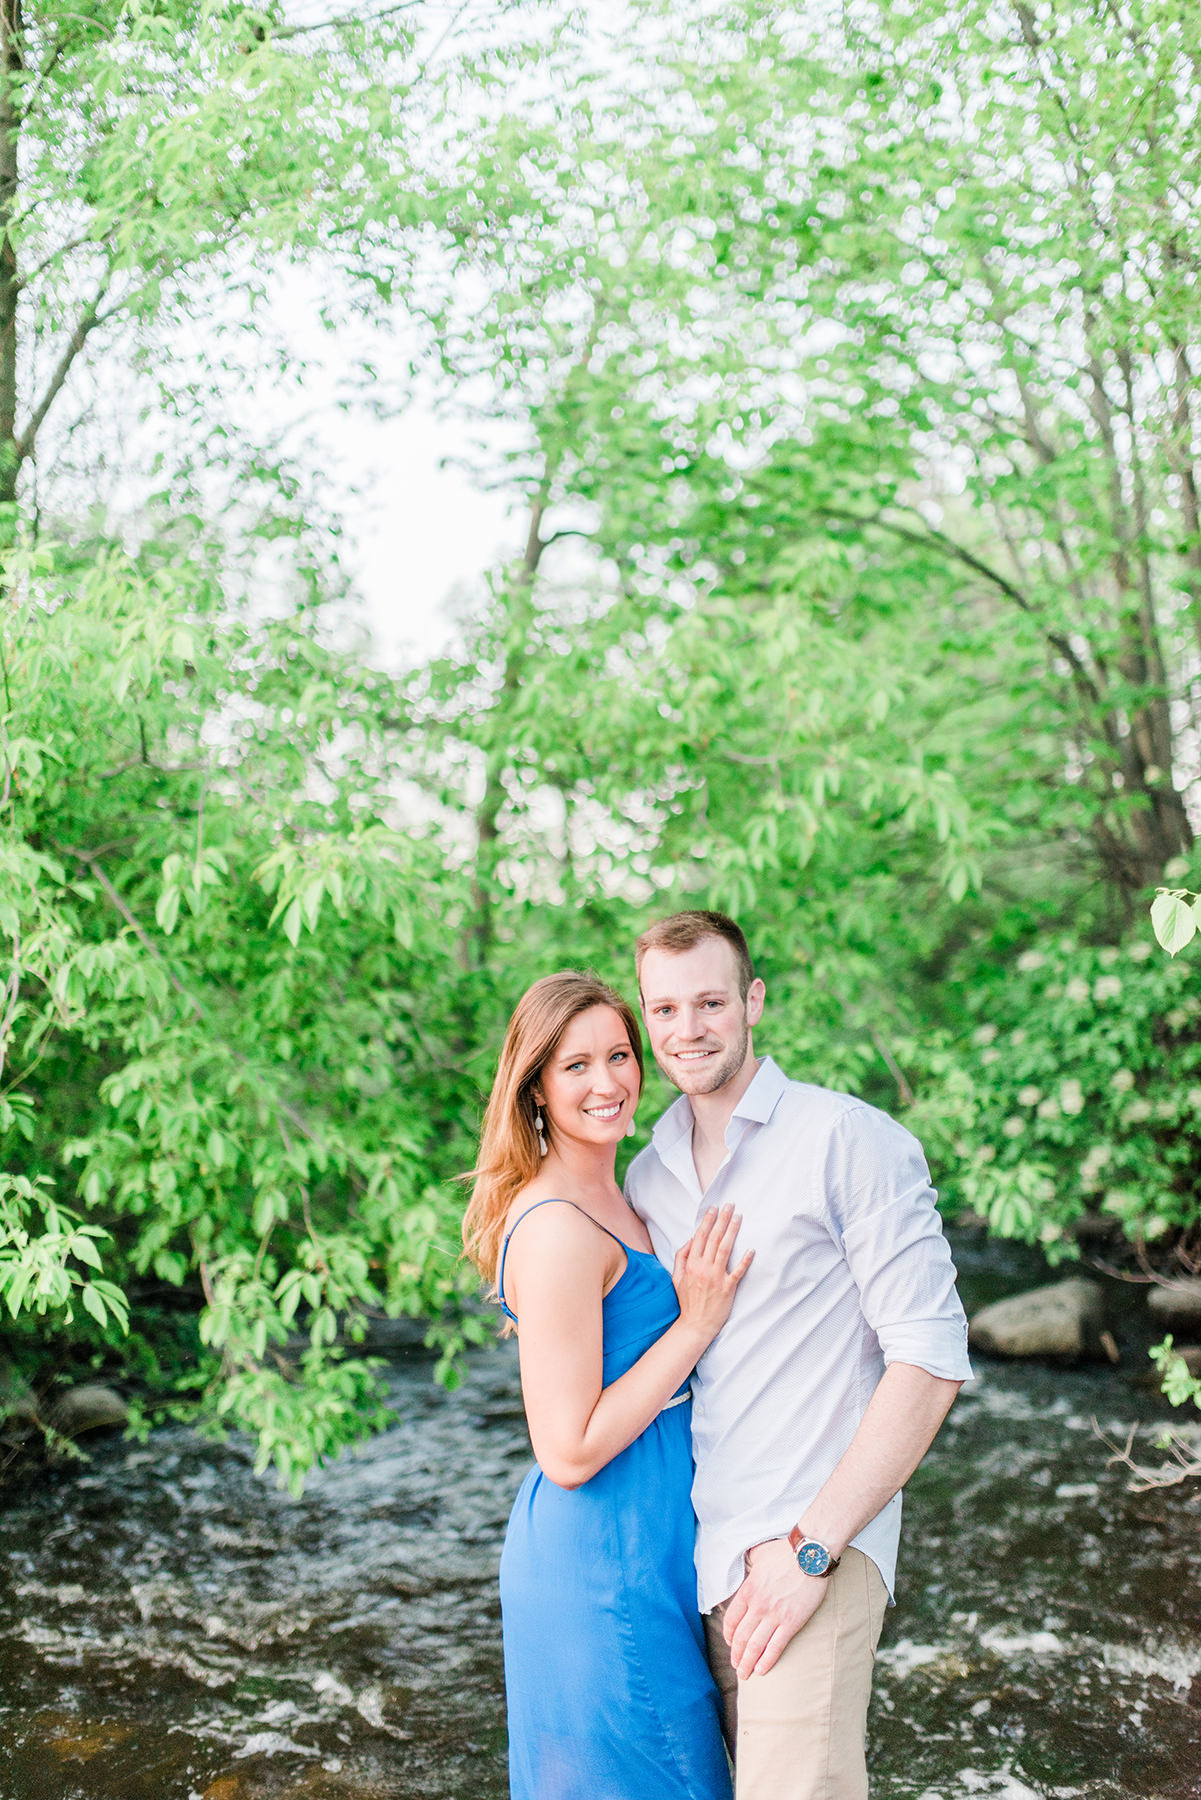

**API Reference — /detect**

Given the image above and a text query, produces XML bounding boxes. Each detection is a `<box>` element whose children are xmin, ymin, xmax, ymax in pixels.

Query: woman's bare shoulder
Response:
<box><xmin>501</xmin><ymin>1191</ymin><xmax>619</xmax><ymax>1279</ymax></box>
<box><xmin>500</xmin><ymin>1192</ymin><xmax>616</xmax><ymax>1323</ymax></box>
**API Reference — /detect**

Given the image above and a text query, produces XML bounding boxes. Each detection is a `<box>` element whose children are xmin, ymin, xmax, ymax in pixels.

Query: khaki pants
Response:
<box><xmin>703</xmin><ymin>1547</ymin><xmax>888</xmax><ymax>1800</ymax></box>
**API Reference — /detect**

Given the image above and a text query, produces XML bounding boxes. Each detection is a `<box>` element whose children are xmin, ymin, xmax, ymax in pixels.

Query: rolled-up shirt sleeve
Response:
<box><xmin>825</xmin><ymin>1106</ymin><xmax>973</xmax><ymax>1383</ymax></box>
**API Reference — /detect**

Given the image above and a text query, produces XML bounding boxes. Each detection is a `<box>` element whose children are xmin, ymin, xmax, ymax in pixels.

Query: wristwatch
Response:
<box><xmin>787</xmin><ymin>1525</ymin><xmax>841</xmax><ymax>1578</ymax></box>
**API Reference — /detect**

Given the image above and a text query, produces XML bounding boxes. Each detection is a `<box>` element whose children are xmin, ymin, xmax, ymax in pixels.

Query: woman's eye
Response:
<box><xmin>611</xmin><ymin>1051</ymin><xmax>628</xmax><ymax>1063</ymax></box>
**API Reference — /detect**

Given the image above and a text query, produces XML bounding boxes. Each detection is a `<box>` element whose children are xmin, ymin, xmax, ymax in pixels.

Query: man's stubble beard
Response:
<box><xmin>656</xmin><ymin>1017</ymin><xmax>750</xmax><ymax>1097</ymax></box>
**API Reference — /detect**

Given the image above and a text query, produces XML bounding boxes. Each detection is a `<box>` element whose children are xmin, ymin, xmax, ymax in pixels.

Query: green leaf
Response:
<box><xmin>1151</xmin><ymin>892</ymin><xmax>1196</xmax><ymax>957</ymax></box>
<box><xmin>946</xmin><ymin>861</ymin><xmax>969</xmax><ymax>904</ymax></box>
<box><xmin>155</xmin><ymin>886</ymin><xmax>181</xmax><ymax>935</ymax></box>
<box><xmin>80</xmin><ymin>1284</ymin><xmax>109</xmax><ymax>1327</ymax></box>
<box><xmin>300</xmin><ymin>876</ymin><xmax>325</xmax><ymax>931</ymax></box>
<box><xmin>69</xmin><ymin>1233</ymin><xmax>104</xmax><ymax>1271</ymax></box>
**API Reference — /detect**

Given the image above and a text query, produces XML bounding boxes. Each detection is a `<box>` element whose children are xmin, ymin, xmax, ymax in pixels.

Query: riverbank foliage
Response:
<box><xmin>2</xmin><ymin>0</ymin><xmax>1200</xmax><ymax>1485</ymax></box>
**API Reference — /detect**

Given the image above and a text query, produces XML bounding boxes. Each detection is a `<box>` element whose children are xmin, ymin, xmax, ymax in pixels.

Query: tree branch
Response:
<box><xmin>0</xmin><ymin>925</ymin><xmax>20</xmax><ymax>1086</ymax></box>
<box><xmin>816</xmin><ymin>504</ymin><xmax>1106</xmax><ymax>712</ymax></box>
<box><xmin>871</xmin><ymin>1028</ymin><xmax>915</xmax><ymax>1108</ymax></box>
<box><xmin>59</xmin><ymin>842</ymin><xmax>202</xmax><ymax>1021</ymax></box>
<box><xmin>17</xmin><ymin>230</ymin><xmax>108</xmax><ymax>292</ymax></box>
<box><xmin>15</xmin><ymin>279</ymin><xmax>110</xmax><ymax>463</ymax></box>
<box><xmin>1096</xmin><ymin>1418</ymin><xmax>1201</xmax><ymax>1492</ymax></box>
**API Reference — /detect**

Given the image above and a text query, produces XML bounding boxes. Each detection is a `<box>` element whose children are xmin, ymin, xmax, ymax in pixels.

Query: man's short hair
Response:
<box><xmin>635</xmin><ymin>910</ymin><xmax>755</xmax><ymax>1000</ymax></box>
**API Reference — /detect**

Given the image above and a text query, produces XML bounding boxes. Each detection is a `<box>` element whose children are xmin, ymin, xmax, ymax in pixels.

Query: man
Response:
<box><xmin>626</xmin><ymin>910</ymin><xmax>972</xmax><ymax>1800</ymax></box>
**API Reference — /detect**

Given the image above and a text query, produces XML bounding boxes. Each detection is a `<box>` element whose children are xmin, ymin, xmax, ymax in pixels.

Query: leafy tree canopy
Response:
<box><xmin>3</xmin><ymin>0</ymin><xmax>1199</xmax><ymax>1485</ymax></box>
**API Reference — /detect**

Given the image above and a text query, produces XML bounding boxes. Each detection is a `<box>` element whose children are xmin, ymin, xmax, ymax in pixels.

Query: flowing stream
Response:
<box><xmin>1</xmin><ymin>1233</ymin><xmax>1199</xmax><ymax>1800</ymax></box>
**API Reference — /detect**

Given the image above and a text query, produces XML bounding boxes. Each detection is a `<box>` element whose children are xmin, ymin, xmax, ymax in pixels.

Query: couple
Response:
<box><xmin>463</xmin><ymin>910</ymin><xmax>972</xmax><ymax>1800</ymax></box>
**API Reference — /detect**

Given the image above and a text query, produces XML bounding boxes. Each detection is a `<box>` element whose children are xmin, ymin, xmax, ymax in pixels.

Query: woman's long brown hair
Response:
<box><xmin>462</xmin><ymin>971</ymin><xmax>645</xmax><ymax>1288</ymax></box>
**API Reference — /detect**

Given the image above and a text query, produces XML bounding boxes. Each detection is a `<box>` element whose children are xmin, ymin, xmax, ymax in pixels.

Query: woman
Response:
<box><xmin>464</xmin><ymin>971</ymin><xmax>751</xmax><ymax>1800</ymax></box>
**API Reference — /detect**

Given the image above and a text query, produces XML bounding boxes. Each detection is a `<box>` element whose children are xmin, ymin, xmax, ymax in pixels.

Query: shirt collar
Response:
<box><xmin>650</xmin><ymin>1055</ymin><xmax>787</xmax><ymax>1150</ymax></box>
<box><xmin>650</xmin><ymin>1090</ymin><xmax>694</xmax><ymax>1152</ymax></box>
<box><xmin>731</xmin><ymin>1055</ymin><xmax>788</xmax><ymax>1125</ymax></box>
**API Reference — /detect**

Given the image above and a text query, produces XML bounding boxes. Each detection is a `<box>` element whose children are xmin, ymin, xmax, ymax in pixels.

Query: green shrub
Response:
<box><xmin>910</xmin><ymin>935</ymin><xmax>1201</xmax><ymax>1258</ymax></box>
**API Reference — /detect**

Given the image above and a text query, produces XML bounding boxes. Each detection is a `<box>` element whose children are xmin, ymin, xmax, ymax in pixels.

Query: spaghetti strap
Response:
<box><xmin>498</xmin><ymin>1198</ymin><xmax>631</xmax><ymax>1325</ymax></box>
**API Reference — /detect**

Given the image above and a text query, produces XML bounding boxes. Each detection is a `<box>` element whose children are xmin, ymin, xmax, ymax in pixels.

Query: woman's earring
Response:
<box><xmin>534</xmin><ymin>1111</ymin><xmax>548</xmax><ymax>1157</ymax></box>
<box><xmin>625</xmin><ymin>1116</ymin><xmax>637</xmax><ymax>1138</ymax></box>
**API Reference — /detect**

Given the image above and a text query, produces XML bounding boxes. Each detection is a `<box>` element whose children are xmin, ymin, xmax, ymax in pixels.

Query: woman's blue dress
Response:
<box><xmin>498</xmin><ymin>1200</ymin><xmax>733</xmax><ymax>1800</ymax></box>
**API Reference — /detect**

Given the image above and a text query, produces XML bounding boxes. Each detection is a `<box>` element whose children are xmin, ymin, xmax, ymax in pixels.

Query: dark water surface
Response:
<box><xmin>2</xmin><ymin>1245</ymin><xmax>1199</xmax><ymax>1800</ymax></box>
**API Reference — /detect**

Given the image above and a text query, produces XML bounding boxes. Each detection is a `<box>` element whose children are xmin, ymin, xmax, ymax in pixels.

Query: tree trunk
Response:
<box><xmin>0</xmin><ymin>0</ymin><xmax>19</xmax><ymax>517</ymax></box>
<box><xmin>468</xmin><ymin>491</ymin><xmax>547</xmax><ymax>968</ymax></box>
<box><xmin>1169</xmin><ymin>342</ymin><xmax>1201</xmax><ymax>669</ymax></box>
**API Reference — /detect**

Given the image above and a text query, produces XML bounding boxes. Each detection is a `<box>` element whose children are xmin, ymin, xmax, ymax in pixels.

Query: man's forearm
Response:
<box><xmin>790</xmin><ymin>1362</ymin><xmax>962</xmax><ymax>1557</ymax></box>
<box><xmin>726</xmin><ymin>1363</ymin><xmax>963</xmax><ymax>1679</ymax></box>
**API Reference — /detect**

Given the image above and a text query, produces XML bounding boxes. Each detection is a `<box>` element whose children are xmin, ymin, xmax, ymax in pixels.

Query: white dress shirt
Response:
<box><xmin>626</xmin><ymin>1056</ymin><xmax>972</xmax><ymax>1613</ymax></box>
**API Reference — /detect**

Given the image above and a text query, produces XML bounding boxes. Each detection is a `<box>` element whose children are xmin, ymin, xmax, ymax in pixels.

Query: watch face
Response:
<box><xmin>795</xmin><ymin>1540</ymin><xmax>831</xmax><ymax>1577</ymax></box>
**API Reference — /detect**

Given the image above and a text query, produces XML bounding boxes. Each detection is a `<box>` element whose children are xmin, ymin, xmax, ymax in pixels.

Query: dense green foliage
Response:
<box><xmin>0</xmin><ymin>533</ymin><xmax>502</xmax><ymax>1486</ymax></box>
<box><xmin>911</xmin><ymin>938</ymin><xmax>1201</xmax><ymax>1249</ymax></box>
<box><xmin>2</xmin><ymin>0</ymin><xmax>1199</xmax><ymax>1484</ymax></box>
